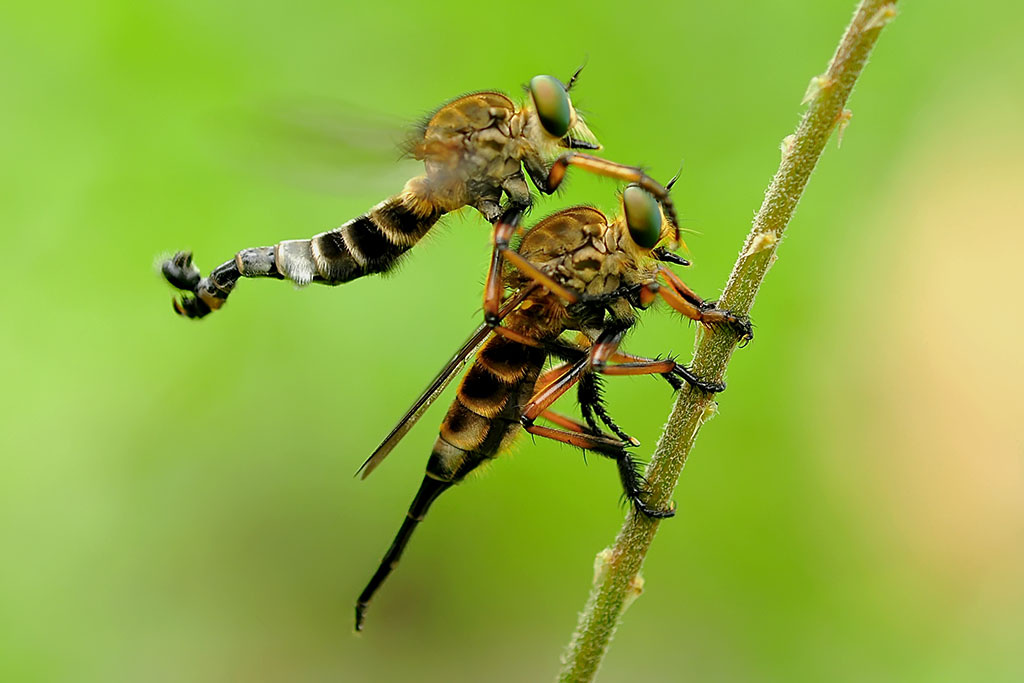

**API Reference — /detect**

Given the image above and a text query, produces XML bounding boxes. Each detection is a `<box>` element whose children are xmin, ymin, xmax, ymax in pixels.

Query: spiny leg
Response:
<box><xmin>519</xmin><ymin>358</ymin><xmax>590</xmax><ymax>424</ymax></box>
<box><xmin>654</xmin><ymin>266</ymin><xmax>754</xmax><ymax>341</ymax></box>
<box><xmin>483</xmin><ymin>207</ymin><xmax>524</xmax><ymax>325</ymax></box>
<box><xmin>606</xmin><ymin>349</ymin><xmax>697</xmax><ymax>392</ymax></box>
<box><xmin>355</xmin><ymin>474</ymin><xmax>453</xmax><ymax>632</ymax></box>
<box><xmin>524</xmin><ymin>423</ymin><xmax>673</xmax><ymax>519</ymax></box>
<box><xmin>537</xmin><ymin>358</ymin><xmax>640</xmax><ymax>445</ymax></box>
<box><xmin>519</xmin><ymin>359</ymin><xmax>671</xmax><ymax>518</ymax></box>
<box><xmin>540</xmin><ymin>386</ymin><xmax>636</xmax><ymax>446</ymax></box>
<box><xmin>589</xmin><ymin>322</ymin><xmax>726</xmax><ymax>393</ymax></box>
<box><xmin>545</xmin><ymin>152</ymin><xmax>680</xmax><ymax>244</ymax></box>
<box><xmin>577</xmin><ymin>372</ymin><xmax>639</xmax><ymax>446</ymax></box>
<box><xmin>484</xmin><ymin>215</ymin><xmax>579</xmax><ymax>328</ymax></box>
<box><xmin>541</xmin><ymin>409</ymin><xmax>592</xmax><ymax>434</ymax></box>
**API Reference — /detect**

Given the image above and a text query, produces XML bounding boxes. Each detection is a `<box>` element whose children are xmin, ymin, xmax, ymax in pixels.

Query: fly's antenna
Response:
<box><xmin>566</xmin><ymin>58</ymin><xmax>588</xmax><ymax>91</ymax></box>
<box><xmin>666</xmin><ymin>160</ymin><xmax>684</xmax><ymax>191</ymax></box>
<box><xmin>665</xmin><ymin>160</ymin><xmax>684</xmax><ymax>247</ymax></box>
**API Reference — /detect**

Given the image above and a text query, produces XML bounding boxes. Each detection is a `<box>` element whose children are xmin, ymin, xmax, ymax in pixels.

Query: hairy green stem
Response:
<box><xmin>557</xmin><ymin>2</ymin><xmax>897</xmax><ymax>680</ymax></box>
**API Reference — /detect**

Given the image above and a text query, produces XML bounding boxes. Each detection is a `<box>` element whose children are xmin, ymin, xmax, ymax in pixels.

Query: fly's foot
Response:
<box><xmin>161</xmin><ymin>251</ymin><xmax>212</xmax><ymax>318</ymax></box>
<box><xmin>162</xmin><ymin>251</ymin><xmax>201</xmax><ymax>291</ymax></box>
<box><xmin>724</xmin><ymin>314</ymin><xmax>754</xmax><ymax>345</ymax></box>
<box><xmin>669</xmin><ymin>364</ymin><xmax>726</xmax><ymax>393</ymax></box>
<box><xmin>172</xmin><ymin>293</ymin><xmax>212</xmax><ymax>319</ymax></box>
<box><xmin>700</xmin><ymin>301</ymin><xmax>754</xmax><ymax>344</ymax></box>
<box><xmin>160</xmin><ymin>251</ymin><xmax>234</xmax><ymax>319</ymax></box>
<box><xmin>634</xmin><ymin>498</ymin><xmax>676</xmax><ymax>519</ymax></box>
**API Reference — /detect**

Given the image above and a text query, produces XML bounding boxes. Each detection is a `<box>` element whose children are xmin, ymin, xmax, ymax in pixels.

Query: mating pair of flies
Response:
<box><xmin>162</xmin><ymin>70</ymin><xmax>753</xmax><ymax>631</ymax></box>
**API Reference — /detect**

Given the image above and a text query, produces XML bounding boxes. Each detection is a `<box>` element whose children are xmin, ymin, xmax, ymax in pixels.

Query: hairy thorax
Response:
<box><xmin>414</xmin><ymin>92</ymin><xmax>526</xmax><ymax>213</ymax></box>
<box><xmin>515</xmin><ymin>206</ymin><xmax>649</xmax><ymax>299</ymax></box>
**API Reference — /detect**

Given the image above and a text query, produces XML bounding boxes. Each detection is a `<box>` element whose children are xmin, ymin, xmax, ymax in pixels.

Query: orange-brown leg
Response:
<box><xmin>657</xmin><ymin>265</ymin><xmax>704</xmax><ymax>307</ymax></box>
<box><xmin>483</xmin><ymin>209</ymin><xmax>524</xmax><ymax>325</ymax></box>
<box><xmin>535</xmin><ymin>363</ymin><xmax>573</xmax><ymax>393</ymax></box>
<box><xmin>537</xmin><ymin>365</ymin><xmax>639</xmax><ymax>445</ymax></box>
<box><xmin>540</xmin><ymin>409</ymin><xmax>590</xmax><ymax>433</ymax></box>
<box><xmin>520</xmin><ymin>359</ymin><xmax>589</xmax><ymax>423</ymax></box>
<box><xmin>546</xmin><ymin>152</ymin><xmax>679</xmax><ymax>244</ymax></box>
<box><xmin>523</xmin><ymin>422</ymin><xmax>673</xmax><ymax>519</ymax></box>
<box><xmin>484</xmin><ymin>207</ymin><xmax>579</xmax><ymax>325</ymax></box>
<box><xmin>655</xmin><ymin>276</ymin><xmax>753</xmax><ymax>341</ymax></box>
<box><xmin>541</xmin><ymin>406</ymin><xmax>636</xmax><ymax>446</ymax></box>
<box><xmin>600</xmin><ymin>360</ymin><xmax>678</xmax><ymax>376</ymax></box>
<box><xmin>526</xmin><ymin>423</ymin><xmax>632</xmax><ymax>453</ymax></box>
<box><xmin>518</xmin><ymin>359</ymin><xmax>672</xmax><ymax>518</ymax></box>
<box><xmin>591</xmin><ymin>324</ymin><xmax>726</xmax><ymax>393</ymax></box>
<box><xmin>491</xmin><ymin>324</ymin><xmax>546</xmax><ymax>348</ymax></box>
<box><xmin>500</xmin><ymin>250</ymin><xmax>580</xmax><ymax>304</ymax></box>
<box><xmin>611</xmin><ymin>350</ymin><xmax>661</xmax><ymax>363</ymax></box>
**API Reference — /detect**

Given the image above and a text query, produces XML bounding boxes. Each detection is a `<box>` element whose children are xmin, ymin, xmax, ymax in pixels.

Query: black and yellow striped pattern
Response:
<box><xmin>354</xmin><ymin>309</ymin><xmax>552</xmax><ymax>630</ymax></box>
<box><xmin>427</xmin><ymin>328</ymin><xmax>547</xmax><ymax>483</ymax></box>
<box><xmin>265</xmin><ymin>193</ymin><xmax>444</xmax><ymax>285</ymax></box>
<box><xmin>166</xmin><ymin>191</ymin><xmax>445</xmax><ymax>318</ymax></box>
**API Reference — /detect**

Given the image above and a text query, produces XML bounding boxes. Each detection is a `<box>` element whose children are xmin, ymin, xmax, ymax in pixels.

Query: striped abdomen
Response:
<box><xmin>174</xmin><ymin>187</ymin><xmax>445</xmax><ymax>318</ymax></box>
<box><xmin>427</xmin><ymin>323</ymin><xmax>548</xmax><ymax>484</ymax></box>
<box><xmin>354</xmin><ymin>314</ymin><xmax>549</xmax><ymax>629</ymax></box>
<box><xmin>245</xmin><ymin>191</ymin><xmax>444</xmax><ymax>286</ymax></box>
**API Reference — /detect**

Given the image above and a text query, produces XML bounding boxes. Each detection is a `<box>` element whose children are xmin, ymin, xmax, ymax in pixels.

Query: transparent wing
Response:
<box><xmin>357</xmin><ymin>287</ymin><xmax>533</xmax><ymax>479</ymax></box>
<box><xmin>210</xmin><ymin>98</ymin><xmax>422</xmax><ymax>196</ymax></box>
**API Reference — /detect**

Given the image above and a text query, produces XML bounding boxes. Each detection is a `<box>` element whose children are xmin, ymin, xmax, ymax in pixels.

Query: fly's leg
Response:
<box><xmin>483</xmin><ymin>207</ymin><xmax>579</xmax><ymax>326</ymax></box>
<box><xmin>355</xmin><ymin>473</ymin><xmax>454</xmax><ymax>632</ymax></box>
<box><xmin>590</xmin><ymin>322</ymin><xmax>727</xmax><ymax>394</ymax></box>
<box><xmin>538</xmin><ymin>369</ymin><xmax>639</xmax><ymax>446</ymax></box>
<box><xmin>519</xmin><ymin>358</ymin><xmax>673</xmax><ymax>519</ymax></box>
<box><xmin>542</xmin><ymin>153</ymin><xmax>680</xmax><ymax>244</ymax></box>
<box><xmin>541</xmin><ymin>409</ymin><xmax>593</xmax><ymax>433</ymax></box>
<box><xmin>538</xmin><ymin>361</ymin><xmax>640</xmax><ymax>446</ymax></box>
<box><xmin>606</xmin><ymin>349</ymin><xmax>723</xmax><ymax>394</ymax></box>
<box><xmin>524</xmin><ymin>422</ymin><xmax>673</xmax><ymax>520</ymax></box>
<box><xmin>535</xmin><ymin>362</ymin><xmax>574</xmax><ymax>392</ymax></box>
<box><xmin>483</xmin><ymin>207</ymin><xmax>522</xmax><ymax>325</ymax></box>
<box><xmin>654</xmin><ymin>266</ymin><xmax>754</xmax><ymax>342</ymax></box>
<box><xmin>577</xmin><ymin>373</ymin><xmax>640</xmax><ymax>446</ymax></box>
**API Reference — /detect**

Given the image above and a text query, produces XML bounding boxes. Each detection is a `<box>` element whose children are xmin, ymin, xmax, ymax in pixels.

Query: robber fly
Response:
<box><xmin>353</xmin><ymin>186</ymin><xmax>752</xmax><ymax>631</ymax></box>
<box><xmin>161</xmin><ymin>68</ymin><xmax>680</xmax><ymax>318</ymax></box>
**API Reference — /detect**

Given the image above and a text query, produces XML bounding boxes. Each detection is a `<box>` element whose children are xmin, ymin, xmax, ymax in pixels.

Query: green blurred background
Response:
<box><xmin>2</xmin><ymin>1</ymin><xmax>1022</xmax><ymax>681</ymax></box>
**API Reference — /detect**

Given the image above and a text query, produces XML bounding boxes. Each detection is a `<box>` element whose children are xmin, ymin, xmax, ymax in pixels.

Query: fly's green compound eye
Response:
<box><xmin>529</xmin><ymin>75</ymin><xmax>572</xmax><ymax>138</ymax></box>
<box><xmin>623</xmin><ymin>185</ymin><xmax>663</xmax><ymax>249</ymax></box>
<box><xmin>623</xmin><ymin>185</ymin><xmax>663</xmax><ymax>248</ymax></box>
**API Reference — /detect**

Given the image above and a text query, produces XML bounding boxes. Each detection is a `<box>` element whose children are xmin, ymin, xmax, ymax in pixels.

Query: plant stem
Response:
<box><xmin>556</xmin><ymin>2</ymin><xmax>898</xmax><ymax>680</ymax></box>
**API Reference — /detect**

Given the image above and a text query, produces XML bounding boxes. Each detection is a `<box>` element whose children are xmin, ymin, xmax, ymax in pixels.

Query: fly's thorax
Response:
<box><xmin>515</xmin><ymin>206</ymin><xmax>654</xmax><ymax>299</ymax></box>
<box><xmin>414</xmin><ymin>91</ymin><xmax>521</xmax><ymax>211</ymax></box>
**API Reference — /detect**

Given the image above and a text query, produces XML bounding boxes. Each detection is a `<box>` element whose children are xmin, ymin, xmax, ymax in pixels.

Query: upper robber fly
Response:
<box><xmin>161</xmin><ymin>68</ymin><xmax>681</xmax><ymax>318</ymax></box>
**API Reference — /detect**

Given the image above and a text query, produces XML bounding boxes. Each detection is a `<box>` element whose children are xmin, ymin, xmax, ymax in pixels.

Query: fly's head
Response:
<box><xmin>616</xmin><ymin>184</ymin><xmax>689</xmax><ymax>281</ymax></box>
<box><xmin>523</xmin><ymin>72</ymin><xmax>601</xmax><ymax>160</ymax></box>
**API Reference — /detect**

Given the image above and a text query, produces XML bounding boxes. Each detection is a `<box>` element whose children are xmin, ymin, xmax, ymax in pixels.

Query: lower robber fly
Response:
<box><xmin>353</xmin><ymin>186</ymin><xmax>752</xmax><ymax>631</ymax></box>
